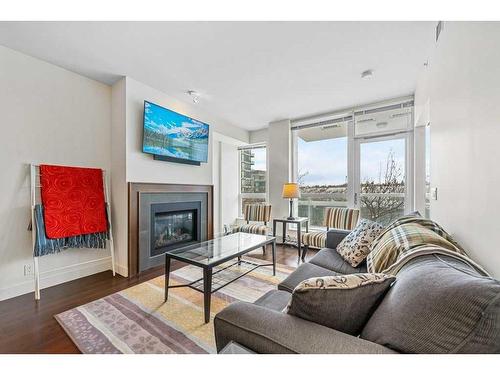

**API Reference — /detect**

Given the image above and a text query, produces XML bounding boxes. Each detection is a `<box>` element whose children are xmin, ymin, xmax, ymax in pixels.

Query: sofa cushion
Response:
<box><xmin>278</xmin><ymin>262</ymin><xmax>339</xmax><ymax>293</ymax></box>
<box><xmin>214</xmin><ymin>301</ymin><xmax>397</xmax><ymax>354</ymax></box>
<box><xmin>286</xmin><ymin>273</ymin><xmax>395</xmax><ymax>335</ymax></box>
<box><xmin>336</xmin><ymin>219</ymin><xmax>384</xmax><ymax>267</ymax></box>
<box><xmin>254</xmin><ymin>290</ymin><xmax>291</xmax><ymax>312</ymax></box>
<box><xmin>361</xmin><ymin>254</ymin><xmax>500</xmax><ymax>353</ymax></box>
<box><xmin>309</xmin><ymin>248</ymin><xmax>367</xmax><ymax>274</ymax></box>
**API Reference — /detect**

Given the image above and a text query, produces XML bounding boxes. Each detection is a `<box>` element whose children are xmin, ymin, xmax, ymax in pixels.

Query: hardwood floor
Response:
<box><xmin>0</xmin><ymin>244</ymin><xmax>316</xmax><ymax>353</ymax></box>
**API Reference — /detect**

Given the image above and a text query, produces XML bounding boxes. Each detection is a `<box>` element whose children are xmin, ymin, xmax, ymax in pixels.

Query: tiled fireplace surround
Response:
<box><xmin>128</xmin><ymin>183</ymin><xmax>214</xmax><ymax>276</ymax></box>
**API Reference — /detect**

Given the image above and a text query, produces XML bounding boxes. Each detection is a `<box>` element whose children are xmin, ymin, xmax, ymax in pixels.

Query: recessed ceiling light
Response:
<box><xmin>186</xmin><ymin>90</ymin><xmax>201</xmax><ymax>104</ymax></box>
<box><xmin>361</xmin><ymin>69</ymin><xmax>374</xmax><ymax>79</ymax></box>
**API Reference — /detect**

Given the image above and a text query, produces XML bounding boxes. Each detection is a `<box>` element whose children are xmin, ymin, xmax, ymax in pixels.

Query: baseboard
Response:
<box><xmin>0</xmin><ymin>256</ymin><xmax>113</xmax><ymax>301</ymax></box>
<box><xmin>114</xmin><ymin>263</ymin><xmax>128</xmax><ymax>277</ymax></box>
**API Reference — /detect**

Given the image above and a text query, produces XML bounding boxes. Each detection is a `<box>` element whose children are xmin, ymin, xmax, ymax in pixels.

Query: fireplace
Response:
<box><xmin>129</xmin><ymin>183</ymin><xmax>213</xmax><ymax>275</ymax></box>
<box><xmin>150</xmin><ymin>202</ymin><xmax>201</xmax><ymax>256</ymax></box>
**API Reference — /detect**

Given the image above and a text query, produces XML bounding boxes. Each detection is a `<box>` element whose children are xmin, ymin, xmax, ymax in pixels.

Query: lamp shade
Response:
<box><xmin>282</xmin><ymin>183</ymin><xmax>300</xmax><ymax>199</ymax></box>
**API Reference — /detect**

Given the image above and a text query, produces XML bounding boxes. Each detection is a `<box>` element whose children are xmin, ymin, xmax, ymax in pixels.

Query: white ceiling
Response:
<box><xmin>0</xmin><ymin>22</ymin><xmax>435</xmax><ymax>131</ymax></box>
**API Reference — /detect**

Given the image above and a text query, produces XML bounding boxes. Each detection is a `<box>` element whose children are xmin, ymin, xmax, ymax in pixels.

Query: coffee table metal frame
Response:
<box><xmin>164</xmin><ymin>234</ymin><xmax>276</xmax><ymax>323</ymax></box>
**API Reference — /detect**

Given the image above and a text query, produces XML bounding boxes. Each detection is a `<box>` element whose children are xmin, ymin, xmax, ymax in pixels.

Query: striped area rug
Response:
<box><xmin>55</xmin><ymin>258</ymin><xmax>293</xmax><ymax>354</ymax></box>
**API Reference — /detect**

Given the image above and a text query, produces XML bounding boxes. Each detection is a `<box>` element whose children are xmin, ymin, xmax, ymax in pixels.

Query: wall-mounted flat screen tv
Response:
<box><xmin>142</xmin><ymin>101</ymin><xmax>209</xmax><ymax>163</ymax></box>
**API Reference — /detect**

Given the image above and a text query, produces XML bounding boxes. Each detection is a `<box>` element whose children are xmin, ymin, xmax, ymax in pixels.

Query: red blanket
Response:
<box><xmin>40</xmin><ymin>164</ymin><xmax>107</xmax><ymax>239</ymax></box>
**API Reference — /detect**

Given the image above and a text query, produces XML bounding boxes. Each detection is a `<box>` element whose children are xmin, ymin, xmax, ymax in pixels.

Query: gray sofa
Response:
<box><xmin>214</xmin><ymin>230</ymin><xmax>500</xmax><ymax>354</ymax></box>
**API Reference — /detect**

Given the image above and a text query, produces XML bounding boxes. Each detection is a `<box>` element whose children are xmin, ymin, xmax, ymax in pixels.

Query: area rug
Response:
<box><xmin>55</xmin><ymin>258</ymin><xmax>294</xmax><ymax>354</ymax></box>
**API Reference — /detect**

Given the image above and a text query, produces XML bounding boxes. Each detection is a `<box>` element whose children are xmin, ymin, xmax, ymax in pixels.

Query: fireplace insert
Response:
<box><xmin>150</xmin><ymin>201</ymin><xmax>201</xmax><ymax>257</ymax></box>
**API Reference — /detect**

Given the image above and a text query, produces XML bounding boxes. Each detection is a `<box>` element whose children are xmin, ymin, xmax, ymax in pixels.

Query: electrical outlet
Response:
<box><xmin>24</xmin><ymin>264</ymin><xmax>33</xmax><ymax>277</ymax></box>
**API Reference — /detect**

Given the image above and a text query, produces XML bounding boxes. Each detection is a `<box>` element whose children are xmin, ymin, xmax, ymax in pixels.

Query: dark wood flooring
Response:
<box><xmin>0</xmin><ymin>244</ymin><xmax>316</xmax><ymax>353</ymax></box>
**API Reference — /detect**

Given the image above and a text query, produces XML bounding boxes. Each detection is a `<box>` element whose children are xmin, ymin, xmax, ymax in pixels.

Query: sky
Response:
<box><xmin>252</xmin><ymin>148</ymin><xmax>267</xmax><ymax>171</ymax></box>
<box><xmin>249</xmin><ymin>136</ymin><xmax>406</xmax><ymax>186</ymax></box>
<box><xmin>297</xmin><ymin>136</ymin><xmax>405</xmax><ymax>185</ymax></box>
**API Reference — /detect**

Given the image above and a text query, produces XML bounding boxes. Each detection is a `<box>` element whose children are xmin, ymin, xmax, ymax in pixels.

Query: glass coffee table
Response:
<box><xmin>164</xmin><ymin>232</ymin><xmax>276</xmax><ymax>323</ymax></box>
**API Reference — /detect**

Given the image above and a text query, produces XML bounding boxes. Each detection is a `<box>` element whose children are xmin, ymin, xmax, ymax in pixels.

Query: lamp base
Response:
<box><xmin>287</xmin><ymin>199</ymin><xmax>295</xmax><ymax>221</ymax></box>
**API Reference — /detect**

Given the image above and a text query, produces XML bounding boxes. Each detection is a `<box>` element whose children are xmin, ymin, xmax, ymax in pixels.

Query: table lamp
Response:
<box><xmin>282</xmin><ymin>183</ymin><xmax>300</xmax><ymax>220</ymax></box>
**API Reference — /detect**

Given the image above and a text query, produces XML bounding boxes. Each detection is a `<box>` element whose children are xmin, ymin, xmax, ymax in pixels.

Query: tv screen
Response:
<box><xmin>142</xmin><ymin>101</ymin><xmax>209</xmax><ymax>163</ymax></box>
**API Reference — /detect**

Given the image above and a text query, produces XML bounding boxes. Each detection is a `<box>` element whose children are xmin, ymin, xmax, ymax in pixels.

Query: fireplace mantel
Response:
<box><xmin>128</xmin><ymin>182</ymin><xmax>213</xmax><ymax>277</ymax></box>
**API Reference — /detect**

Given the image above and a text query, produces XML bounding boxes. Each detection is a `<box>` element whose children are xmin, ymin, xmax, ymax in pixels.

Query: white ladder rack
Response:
<box><xmin>29</xmin><ymin>163</ymin><xmax>116</xmax><ymax>300</ymax></box>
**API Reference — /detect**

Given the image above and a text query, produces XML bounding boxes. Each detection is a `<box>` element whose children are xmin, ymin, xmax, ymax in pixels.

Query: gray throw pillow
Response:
<box><xmin>336</xmin><ymin>219</ymin><xmax>384</xmax><ymax>267</ymax></box>
<box><xmin>286</xmin><ymin>273</ymin><xmax>395</xmax><ymax>335</ymax></box>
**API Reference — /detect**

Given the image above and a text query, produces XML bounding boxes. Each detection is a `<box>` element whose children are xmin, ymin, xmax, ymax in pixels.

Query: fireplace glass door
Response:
<box><xmin>150</xmin><ymin>201</ymin><xmax>201</xmax><ymax>258</ymax></box>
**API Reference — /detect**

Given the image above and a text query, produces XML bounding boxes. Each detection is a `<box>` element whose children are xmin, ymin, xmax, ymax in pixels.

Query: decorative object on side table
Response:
<box><xmin>282</xmin><ymin>183</ymin><xmax>300</xmax><ymax>220</ymax></box>
<box><xmin>273</xmin><ymin>217</ymin><xmax>309</xmax><ymax>261</ymax></box>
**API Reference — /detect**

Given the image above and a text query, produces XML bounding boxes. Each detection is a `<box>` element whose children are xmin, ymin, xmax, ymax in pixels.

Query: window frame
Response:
<box><xmin>353</xmin><ymin>131</ymin><xmax>414</xmax><ymax>224</ymax></box>
<box><xmin>238</xmin><ymin>143</ymin><xmax>268</xmax><ymax>217</ymax></box>
<box><xmin>292</xmin><ymin>97</ymin><xmax>415</xmax><ymax>228</ymax></box>
<box><xmin>292</xmin><ymin>126</ymin><xmax>351</xmax><ymax>229</ymax></box>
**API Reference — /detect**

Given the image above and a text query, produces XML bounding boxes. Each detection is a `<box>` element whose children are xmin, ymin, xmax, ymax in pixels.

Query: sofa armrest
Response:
<box><xmin>326</xmin><ymin>229</ymin><xmax>351</xmax><ymax>249</ymax></box>
<box><xmin>214</xmin><ymin>301</ymin><xmax>396</xmax><ymax>354</ymax></box>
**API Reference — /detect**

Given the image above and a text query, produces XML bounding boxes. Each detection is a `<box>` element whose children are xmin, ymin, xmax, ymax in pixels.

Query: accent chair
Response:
<box><xmin>236</xmin><ymin>203</ymin><xmax>272</xmax><ymax>234</ymax></box>
<box><xmin>233</xmin><ymin>203</ymin><xmax>272</xmax><ymax>253</ymax></box>
<box><xmin>301</xmin><ymin>207</ymin><xmax>360</xmax><ymax>260</ymax></box>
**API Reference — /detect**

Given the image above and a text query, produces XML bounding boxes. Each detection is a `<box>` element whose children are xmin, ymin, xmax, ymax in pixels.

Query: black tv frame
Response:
<box><xmin>153</xmin><ymin>154</ymin><xmax>201</xmax><ymax>166</ymax></box>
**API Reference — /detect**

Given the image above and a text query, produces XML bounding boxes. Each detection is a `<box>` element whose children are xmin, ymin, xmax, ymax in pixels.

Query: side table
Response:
<box><xmin>272</xmin><ymin>217</ymin><xmax>309</xmax><ymax>261</ymax></box>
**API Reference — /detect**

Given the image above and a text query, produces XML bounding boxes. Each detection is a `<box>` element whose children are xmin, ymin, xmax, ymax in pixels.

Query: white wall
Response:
<box><xmin>211</xmin><ymin>132</ymin><xmax>246</xmax><ymax>234</ymax></box>
<box><xmin>219</xmin><ymin>141</ymin><xmax>241</xmax><ymax>230</ymax></box>
<box><xmin>0</xmin><ymin>48</ymin><xmax>248</xmax><ymax>298</ymax></box>
<box><xmin>110</xmin><ymin>77</ymin><xmax>249</xmax><ymax>274</ymax></box>
<box><xmin>110</xmin><ymin>78</ymin><xmax>128</xmax><ymax>276</ymax></box>
<box><xmin>414</xmin><ymin>22</ymin><xmax>500</xmax><ymax>276</ymax></box>
<box><xmin>268</xmin><ymin>120</ymin><xmax>292</xmax><ymax>219</ymax></box>
<box><xmin>249</xmin><ymin>128</ymin><xmax>268</xmax><ymax>144</ymax></box>
<box><xmin>125</xmin><ymin>77</ymin><xmax>248</xmax><ymax>184</ymax></box>
<box><xmin>0</xmin><ymin>46</ymin><xmax>112</xmax><ymax>300</ymax></box>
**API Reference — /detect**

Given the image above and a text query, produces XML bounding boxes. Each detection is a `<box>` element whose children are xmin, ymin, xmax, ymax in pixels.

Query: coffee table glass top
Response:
<box><xmin>165</xmin><ymin>232</ymin><xmax>274</xmax><ymax>266</ymax></box>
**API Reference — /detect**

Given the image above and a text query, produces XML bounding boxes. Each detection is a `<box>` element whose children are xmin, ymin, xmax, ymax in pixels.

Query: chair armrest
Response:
<box><xmin>214</xmin><ymin>301</ymin><xmax>396</xmax><ymax>354</ymax></box>
<box><xmin>326</xmin><ymin>229</ymin><xmax>351</xmax><ymax>249</ymax></box>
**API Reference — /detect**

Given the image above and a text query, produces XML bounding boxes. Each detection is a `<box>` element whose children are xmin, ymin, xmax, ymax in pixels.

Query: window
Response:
<box><xmin>358</xmin><ymin>136</ymin><xmax>407</xmax><ymax>225</ymax></box>
<box><xmin>295</xmin><ymin>123</ymin><xmax>348</xmax><ymax>227</ymax></box>
<box><xmin>293</xmin><ymin>98</ymin><xmax>415</xmax><ymax>228</ymax></box>
<box><xmin>239</xmin><ymin>145</ymin><xmax>267</xmax><ymax>215</ymax></box>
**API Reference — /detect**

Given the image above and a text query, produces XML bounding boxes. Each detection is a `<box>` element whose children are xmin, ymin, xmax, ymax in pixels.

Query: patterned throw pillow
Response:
<box><xmin>336</xmin><ymin>219</ymin><xmax>384</xmax><ymax>267</ymax></box>
<box><xmin>286</xmin><ymin>273</ymin><xmax>395</xmax><ymax>335</ymax></box>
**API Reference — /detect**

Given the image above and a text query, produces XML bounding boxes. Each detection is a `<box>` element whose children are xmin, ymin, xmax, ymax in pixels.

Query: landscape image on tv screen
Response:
<box><xmin>143</xmin><ymin>101</ymin><xmax>209</xmax><ymax>163</ymax></box>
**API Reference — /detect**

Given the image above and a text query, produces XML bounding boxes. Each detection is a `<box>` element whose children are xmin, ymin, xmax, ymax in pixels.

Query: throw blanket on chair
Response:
<box><xmin>40</xmin><ymin>164</ymin><xmax>108</xmax><ymax>238</ymax></box>
<box><xmin>366</xmin><ymin>215</ymin><xmax>490</xmax><ymax>276</ymax></box>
